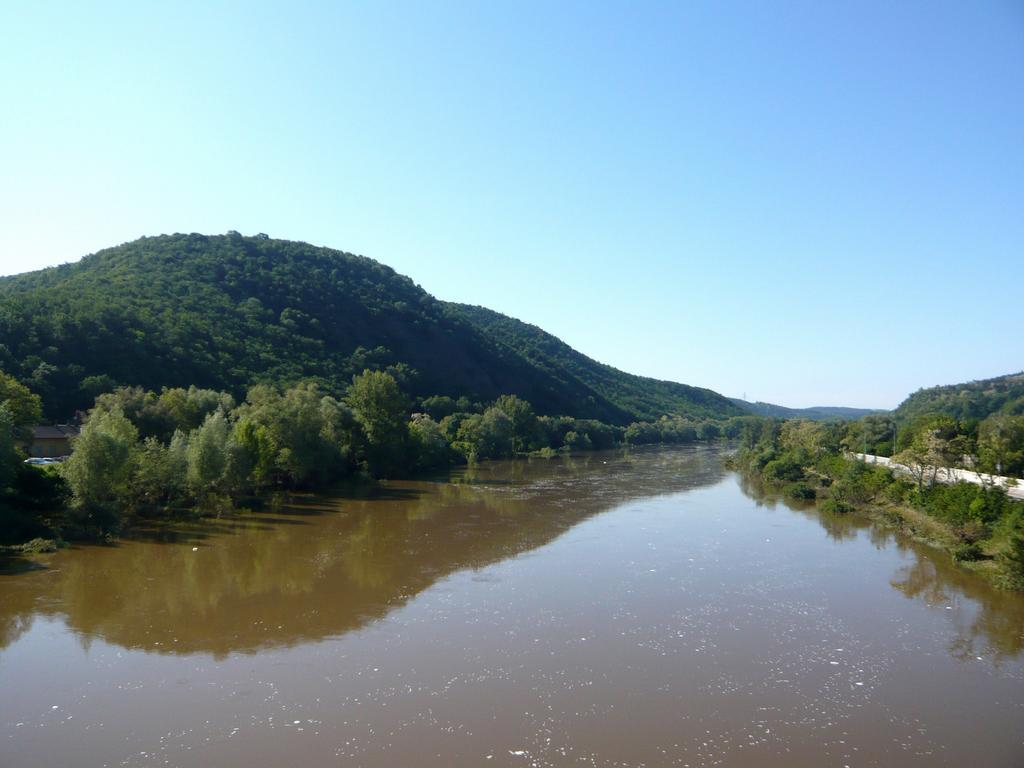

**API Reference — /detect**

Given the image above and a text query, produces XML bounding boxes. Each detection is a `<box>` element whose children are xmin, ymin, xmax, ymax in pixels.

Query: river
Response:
<box><xmin>1</xmin><ymin>446</ymin><xmax>1023</xmax><ymax>767</ymax></box>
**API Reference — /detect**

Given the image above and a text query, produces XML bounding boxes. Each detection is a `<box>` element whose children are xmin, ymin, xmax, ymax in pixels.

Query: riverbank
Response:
<box><xmin>727</xmin><ymin>433</ymin><xmax>1024</xmax><ymax>591</ymax></box>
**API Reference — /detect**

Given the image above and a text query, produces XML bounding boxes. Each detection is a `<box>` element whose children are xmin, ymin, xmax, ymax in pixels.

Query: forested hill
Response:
<box><xmin>0</xmin><ymin>232</ymin><xmax>741</xmax><ymax>423</ymax></box>
<box><xmin>447</xmin><ymin>303</ymin><xmax>741</xmax><ymax>422</ymax></box>
<box><xmin>728</xmin><ymin>399</ymin><xmax>885</xmax><ymax>421</ymax></box>
<box><xmin>893</xmin><ymin>372</ymin><xmax>1024</xmax><ymax>422</ymax></box>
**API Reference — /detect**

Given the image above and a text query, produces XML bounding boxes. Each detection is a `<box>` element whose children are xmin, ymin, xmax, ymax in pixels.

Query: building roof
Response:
<box><xmin>31</xmin><ymin>425</ymin><xmax>80</xmax><ymax>440</ymax></box>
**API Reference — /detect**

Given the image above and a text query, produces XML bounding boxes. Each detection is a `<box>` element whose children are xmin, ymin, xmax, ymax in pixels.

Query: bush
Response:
<box><xmin>952</xmin><ymin>542</ymin><xmax>984</xmax><ymax>562</ymax></box>
<box><xmin>563</xmin><ymin>430</ymin><xmax>592</xmax><ymax>452</ymax></box>
<box><xmin>763</xmin><ymin>457</ymin><xmax>803</xmax><ymax>483</ymax></box>
<box><xmin>787</xmin><ymin>482</ymin><xmax>816</xmax><ymax>500</ymax></box>
<box><xmin>821</xmin><ymin>497</ymin><xmax>851</xmax><ymax>515</ymax></box>
<box><xmin>914</xmin><ymin>483</ymin><xmax>1010</xmax><ymax>527</ymax></box>
<box><xmin>998</xmin><ymin>529</ymin><xmax>1024</xmax><ymax>582</ymax></box>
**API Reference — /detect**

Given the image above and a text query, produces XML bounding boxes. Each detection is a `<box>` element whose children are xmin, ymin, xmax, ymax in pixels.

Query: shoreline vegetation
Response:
<box><xmin>727</xmin><ymin>418</ymin><xmax>1024</xmax><ymax>591</ymax></box>
<box><xmin>3</xmin><ymin>364</ymin><xmax>1024</xmax><ymax>594</ymax></box>
<box><xmin>0</xmin><ymin>369</ymin><xmax>747</xmax><ymax>550</ymax></box>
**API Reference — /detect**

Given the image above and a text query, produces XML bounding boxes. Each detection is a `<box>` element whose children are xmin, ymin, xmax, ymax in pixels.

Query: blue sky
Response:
<box><xmin>2</xmin><ymin>1</ymin><xmax>1021</xmax><ymax>409</ymax></box>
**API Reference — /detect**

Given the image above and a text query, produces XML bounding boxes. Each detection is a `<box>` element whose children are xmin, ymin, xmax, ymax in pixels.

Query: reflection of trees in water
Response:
<box><xmin>736</xmin><ymin>470</ymin><xmax>1024</xmax><ymax>662</ymax></box>
<box><xmin>737</xmin><ymin>474</ymin><xmax>865</xmax><ymax>542</ymax></box>
<box><xmin>0</xmin><ymin>610</ymin><xmax>33</xmax><ymax>650</ymax></box>
<box><xmin>890</xmin><ymin>557</ymin><xmax>1024</xmax><ymax>663</ymax></box>
<box><xmin>0</xmin><ymin>446</ymin><xmax>726</xmax><ymax>658</ymax></box>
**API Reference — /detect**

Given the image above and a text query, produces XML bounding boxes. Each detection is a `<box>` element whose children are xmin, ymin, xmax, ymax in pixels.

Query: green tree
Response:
<box><xmin>409</xmin><ymin>415</ymin><xmax>451</xmax><ymax>469</ymax></box>
<box><xmin>61</xmin><ymin>406</ymin><xmax>139</xmax><ymax>530</ymax></box>
<box><xmin>698</xmin><ymin>422</ymin><xmax>721</xmax><ymax>441</ymax></box>
<box><xmin>0</xmin><ymin>370</ymin><xmax>43</xmax><ymax>440</ymax></box>
<box><xmin>346</xmin><ymin>370</ymin><xmax>410</xmax><ymax>475</ymax></box>
<box><xmin>133</xmin><ymin>435</ymin><xmax>188</xmax><ymax>509</ymax></box>
<box><xmin>624</xmin><ymin>421</ymin><xmax>661</xmax><ymax>445</ymax></box>
<box><xmin>158</xmin><ymin>386</ymin><xmax>236</xmax><ymax>434</ymax></box>
<box><xmin>999</xmin><ymin>525</ymin><xmax>1024</xmax><ymax>584</ymax></box>
<box><xmin>233</xmin><ymin>417</ymin><xmax>278</xmax><ymax>487</ymax></box>
<box><xmin>186</xmin><ymin>410</ymin><xmax>230</xmax><ymax>495</ymax></box>
<box><xmin>276</xmin><ymin>384</ymin><xmax>350</xmax><ymax>485</ymax></box>
<box><xmin>493</xmin><ymin>395</ymin><xmax>538</xmax><ymax>454</ymax></box>
<box><xmin>780</xmin><ymin>420</ymin><xmax>831</xmax><ymax>463</ymax></box>
<box><xmin>452</xmin><ymin>407</ymin><xmax>514</xmax><ymax>461</ymax></box>
<box><xmin>0</xmin><ymin>405</ymin><xmax>18</xmax><ymax>496</ymax></box>
<box><xmin>563</xmin><ymin>430</ymin><xmax>592</xmax><ymax>452</ymax></box>
<box><xmin>93</xmin><ymin>386</ymin><xmax>175</xmax><ymax>440</ymax></box>
<box><xmin>978</xmin><ymin>414</ymin><xmax>1024</xmax><ymax>478</ymax></box>
<box><xmin>843</xmin><ymin>414</ymin><xmax>896</xmax><ymax>456</ymax></box>
<box><xmin>0</xmin><ymin>403</ymin><xmax>68</xmax><ymax>543</ymax></box>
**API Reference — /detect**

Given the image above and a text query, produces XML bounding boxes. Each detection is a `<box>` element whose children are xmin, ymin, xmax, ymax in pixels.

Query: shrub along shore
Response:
<box><xmin>1</xmin><ymin>369</ymin><xmax>749</xmax><ymax>547</ymax></box>
<box><xmin>728</xmin><ymin>418</ymin><xmax>1024</xmax><ymax>590</ymax></box>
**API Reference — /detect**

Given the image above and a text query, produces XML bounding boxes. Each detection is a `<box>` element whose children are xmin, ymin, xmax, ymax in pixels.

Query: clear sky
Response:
<box><xmin>2</xmin><ymin>1</ymin><xmax>1021</xmax><ymax>410</ymax></box>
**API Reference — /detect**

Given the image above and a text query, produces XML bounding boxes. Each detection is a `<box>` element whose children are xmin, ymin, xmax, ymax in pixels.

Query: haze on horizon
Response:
<box><xmin>2</xmin><ymin>1</ymin><xmax>1021</xmax><ymax>410</ymax></box>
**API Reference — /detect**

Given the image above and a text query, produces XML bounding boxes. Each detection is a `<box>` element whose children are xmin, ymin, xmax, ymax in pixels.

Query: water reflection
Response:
<box><xmin>0</xmin><ymin>447</ymin><xmax>726</xmax><ymax>657</ymax></box>
<box><xmin>737</xmin><ymin>474</ymin><xmax>1024</xmax><ymax>662</ymax></box>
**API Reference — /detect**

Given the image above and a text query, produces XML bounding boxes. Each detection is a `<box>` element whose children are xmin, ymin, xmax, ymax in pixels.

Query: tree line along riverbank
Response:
<box><xmin>0</xmin><ymin>369</ymin><xmax>746</xmax><ymax>548</ymax></box>
<box><xmin>6</xmin><ymin>364</ymin><xmax>1024</xmax><ymax>593</ymax></box>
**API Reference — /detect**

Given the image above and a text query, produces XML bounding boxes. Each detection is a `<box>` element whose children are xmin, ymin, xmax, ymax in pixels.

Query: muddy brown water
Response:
<box><xmin>1</xmin><ymin>446</ymin><xmax>1023</xmax><ymax>767</ymax></box>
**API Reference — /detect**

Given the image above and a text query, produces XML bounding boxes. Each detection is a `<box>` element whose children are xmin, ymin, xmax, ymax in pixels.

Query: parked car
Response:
<box><xmin>23</xmin><ymin>457</ymin><xmax>61</xmax><ymax>466</ymax></box>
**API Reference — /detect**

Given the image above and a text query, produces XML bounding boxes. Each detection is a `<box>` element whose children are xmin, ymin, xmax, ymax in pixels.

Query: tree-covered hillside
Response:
<box><xmin>0</xmin><ymin>233</ymin><xmax>738</xmax><ymax>424</ymax></box>
<box><xmin>447</xmin><ymin>304</ymin><xmax>743</xmax><ymax>422</ymax></box>
<box><xmin>729</xmin><ymin>399</ymin><xmax>885</xmax><ymax>421</ymax></box>
<box><xmin>894</xmin><ymin>372</ymin><xmax>1024</xmax><ymax>422</ymax></box>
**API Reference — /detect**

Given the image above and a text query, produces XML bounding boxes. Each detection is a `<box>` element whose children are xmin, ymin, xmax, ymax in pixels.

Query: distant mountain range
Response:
<box><xmin>0</xmin><ymin>233</ymin><xmax>744</xmax><ymax>423</ymax></box>
<box><xmin>728</xmin><ymin>399</ymin><xmax>886</xmax><ymax>421</ymax></box>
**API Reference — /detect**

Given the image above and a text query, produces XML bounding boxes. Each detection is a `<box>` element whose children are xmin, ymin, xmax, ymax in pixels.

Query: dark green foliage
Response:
<box><xmin>912</xmin><ymin>483</ymin><xmax>1011</xmax><ymax>528</ymax></box>
<box><xmin>624</xmin><ymin>421</ymin><xmax>662</xmax><ymax>445</ymax></box>
<box><xmin>731</xmin><ymin>399</ymin><xmax>885</xmax><ymax>421</ymax></box>
<box><xmin>763</xmin><ymin>457</ymin><xmax>803</xmax><ymax>483</ymax></box>
<box><xmin>842</xmin><ymin>414</ymin><xmax>897</xmax><ymax>457</ymax></box>
<box><xmin>698</xmin><ymin>422</ymin><xmax>721</xmax><ymax>441</ymax></box>
<box><xmin>952</xmin><ymin>542</ymin><xmax>984</xmax><ymax>562</ymax></box>
<box><xmin>562</xmin><ymin>430</ymin><xmax>592</xmax><ymax>452</ymax></box>
<box><xmin>0</xmin><ymin>233</ymin><xmax>740</xmax><ymax>425</ymax></box>
<box><xmin>0</xmin><ymin>465</ymin><xmax>68</xmax><ymax>545</ymax></box>
<box><xmin>493</xmin><ymin>395</ymin><xmax>539</xmax><ymax>454</ymax></box>
<box><xmin>536</xmin><ymin>416</ymin><xmax>625</xmax><ymax>452</ymax></box>
<box><xmin>977</xmin><ymin>414</ymin><xmax>1024</xmax><ymax>477</ymax></box>
<box><xmin>820</xmin><ymin>498</ymin><xmax>851</xmax><ymax>515</ymax></box>
<box><xmin>0</xmin><ymin>402</ymin><xmax>68</xmax><ymax>543</ymax></box>
<box><xmin>623</xmin><ymin>417</ymin><xmax>704</xmax><ymax>446</ymax></box>
<box><xmin>787</xmin><ymin>482</ymin><xmax>817</xmax><ymax>500</ymax></box>
<box><xmin>419</xmin><ymin>395</ymin><xmax>478</xmax><ymax>421</ymax></box>
<box><xmin>894</xmin><ymin>372</ymin><xmax>1024</xmax><ymax>423</ymax></box>
<box><xmin>573</xmin><ymin>420</ymin><xmax>619</xmax><ymax>450</ymax></box>
<box><xmin>408</xmin><ymin>415</ymin><xmax>453</xmax><ymax>471</ymax></box>
<box><xmin>346</xmin><ymin>371</ymin><xmax>411</xmax><ymax>476</ymax></box>
<box><xmin>0</xmin><ymin>372</ymin><xmax>42</xmax><ymax>440</ymax></box>
<box><xmin>994</xmin><ymin>508</ymin><xmax>1024</xmax><ymax>585</ymax></box>
<box><xmin>829</xmin><ymin>461</ymin><xmax>892</xmax><ymax>507</ymax></box>
<box><xmin>1000</xmin><ymin>530</ymin><xmax>1024</xmax><ymax>583</ymax></box>
<box><xmin>448</xmin><ymin>303</ymin><xmax>744</xmax><ymax>423</ymax></box>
